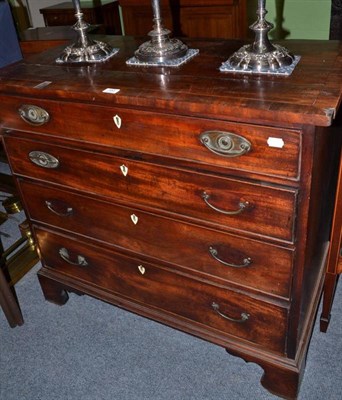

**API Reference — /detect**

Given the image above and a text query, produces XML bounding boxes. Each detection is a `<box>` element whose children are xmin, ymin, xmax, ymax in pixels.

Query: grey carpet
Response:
<box><xmin>0</xmin><ymin>186</ymin><xmax>341</xmax><ymax>400</ymax></box>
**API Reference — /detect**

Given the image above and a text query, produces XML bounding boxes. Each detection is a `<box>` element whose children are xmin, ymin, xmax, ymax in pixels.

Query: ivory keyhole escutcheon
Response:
<box><xmin>138</xmin><ymin>265</ymin><xmax>146</xmax><ymax>275</ymax></box>
<box><xmin>113</xmin><ymin>114</ymin><xmax>122</xmax><ymax>129</ymax></box>
<box><xmin>131</xmin><ymin>214</ymin><xmax>139</xmax><ymax>225</ymax></box>
<box><xmin>120</xmin><ymin>164</ymin><xmax>128</xmax><ymax>176</ymax></box>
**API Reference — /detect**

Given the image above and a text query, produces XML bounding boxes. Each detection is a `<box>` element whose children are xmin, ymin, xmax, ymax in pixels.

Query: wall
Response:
<box><xmin>248</xmin><ymin>0</ymin><xmax>331</xmax><ymax>40</ymax></box>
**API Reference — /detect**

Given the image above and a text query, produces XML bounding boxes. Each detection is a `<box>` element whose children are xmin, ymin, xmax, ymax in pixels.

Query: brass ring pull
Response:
<box><xmin>209</xmin><ymin>246</ymin><xmax>252</xmax><ymax>268</ymax></box>
<box><xmin>59</xmin><ymin>247</ymin><xmax>88</xmax><ymax>267</ymax></box>
<box><xmin>211</xmin><ymin>302</ymin><xmax>249</xmax><ymax>323</ymax></box>
<box><xmin>45</xmin><ymin>200</ymin><xmax>73</xmax><ymax>217</ymax></box>
<box><xmin>202</xmin><ymin>192</ymin><xmax>249</xmax><ymax>215</ymax></box>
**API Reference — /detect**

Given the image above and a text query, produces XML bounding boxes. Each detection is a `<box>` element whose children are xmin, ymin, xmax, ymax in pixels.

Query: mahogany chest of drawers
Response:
<box><xmin>0</xmin><ymin>37</ymin><xmax>341</xmax><ymax>399</ymax></box>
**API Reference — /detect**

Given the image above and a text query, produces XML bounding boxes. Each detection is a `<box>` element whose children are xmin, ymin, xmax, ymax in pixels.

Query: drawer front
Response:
<box><xmin>1</xmin><ymin>96</ymin><xmax>301</xmax><ymax>180</ymax></box>
<box><xmin>21</xmin><ymin>180</ymin><xmax>294</xmax><ymax>298</ymax></box>
<box><xmin>6</xmin><ymin>136</ymin><xmax>297</xmax><ymax>241</ymax></box>
<box><xmin>35</xmin><ymin>227</ymin><xmax>288</xmax><ymax>354</ymax></box>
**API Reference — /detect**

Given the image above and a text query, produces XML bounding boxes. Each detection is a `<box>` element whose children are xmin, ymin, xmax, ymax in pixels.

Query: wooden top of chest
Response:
<box><xmin>0</xmin><ymin>37</ymin><xmax>341</xmax><ymax>127</ymax></box>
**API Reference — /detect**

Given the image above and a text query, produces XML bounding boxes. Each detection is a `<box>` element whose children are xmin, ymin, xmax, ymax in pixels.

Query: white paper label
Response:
<box><xmin>103</xmin><ymin>88</ymin><xmax>120</xmax><ymax>94</ymax></box>
<box><xmin>267</xmin><ymin>137</ymin><xmax>285</xmax><ymax>148</ymax></box>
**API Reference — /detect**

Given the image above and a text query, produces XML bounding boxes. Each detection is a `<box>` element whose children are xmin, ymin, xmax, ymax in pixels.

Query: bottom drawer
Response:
<box><xmin>35</xmin><ymin>227</ymin><xmax>288</xmax><ymax>354</ymax></box>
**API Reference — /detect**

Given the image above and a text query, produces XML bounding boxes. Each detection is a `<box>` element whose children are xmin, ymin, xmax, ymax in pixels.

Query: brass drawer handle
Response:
<box><xmin>18</xmin><ymin>104</ymin><xmax>50</xmax><ymax>126</ymax></box>
<box><xmin>211</xmin><ymin>302</ymin><xmax>249</xmax><ymax>323</ymax></box>
<box><xmin>29</xmin><ymin>151</ymin><xmax>59</xmax><ymax>169</ymax></box>
<box><xmin>59</xmin><ymin>247</ymin><xmax>88</xmax><ymax>267</ymax></box>
<box><xmin>202</xmin><ymin>191</ymin><xmax>249</xmax><ymax>215</ymax></box>
<box><xmin>45</xmin><ymin>200</ymin><xmax>73</xmax><ymax>217</ymax></box>
<box><xmin>200</xmin><ymin>131</ymin><xmax>251</xmax><ymax>157</ymax></box>
<box><xmin>209</xmin><ymin>246</ymin><xmax>252</xmax><ymax>268</ymax></box>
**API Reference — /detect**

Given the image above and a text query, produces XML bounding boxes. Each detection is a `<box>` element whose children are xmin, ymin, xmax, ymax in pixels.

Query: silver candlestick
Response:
<box><xmin>220</xmin><ymin>0</ymin><xmax>299</xmax><ymax>75</ymax></box>
<box><xmin>134</xmin><ymin>0</ymin><xmax>188</xmax><ymax>63</ymax></box>
<box><xmin>56</xmin><ymin>0</ymin><xmax>118</xmax><ymax>64</ymax></box>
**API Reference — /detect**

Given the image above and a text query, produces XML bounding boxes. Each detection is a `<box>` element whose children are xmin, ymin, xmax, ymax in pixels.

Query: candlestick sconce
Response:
<box><xmin>126</xmin><ymin>0</ymin><xmax>199</xmax><ymax>67</ymax></box>
<box><xmin>220</xmin><ymin>0</ymin><xmax>300</xmax><ymax>76</ymax></box>
<box><xmin>56</xmin><ymin>0</ymin><xmax>119</xmax><ymax>64</ymax></box>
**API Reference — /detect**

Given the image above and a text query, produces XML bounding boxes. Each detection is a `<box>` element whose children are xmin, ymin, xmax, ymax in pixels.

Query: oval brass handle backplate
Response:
<box><xmin>18</xmin><ymin>104</ymin><xmax>50</xmax><ymax>126</ymax></box>
<box><xmin>200</xmin><ymin>131</ymin><xmax>251</xmax><ymax>157</ymax></box>
<box><xmin>28</xmin><ymin>151</ymin><xmax>59</xmax><ymax>169</ymax></box>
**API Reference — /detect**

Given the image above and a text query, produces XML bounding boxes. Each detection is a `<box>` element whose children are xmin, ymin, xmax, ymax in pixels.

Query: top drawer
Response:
<box><xmin>0</xmin><ymin>96</ymin><xmax>301</xmax><ymax>181</ymax></box>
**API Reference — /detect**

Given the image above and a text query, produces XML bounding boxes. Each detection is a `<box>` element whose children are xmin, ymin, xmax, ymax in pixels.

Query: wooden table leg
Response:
<box><xmin>320</xmin><ymin>151</ymin><xmax>342</xmax><ymax>332</ymax></box>
<box><xmin>0</xmin><ymin>267</ymin><xmax>24</xmax><ymax>327</ymax></box>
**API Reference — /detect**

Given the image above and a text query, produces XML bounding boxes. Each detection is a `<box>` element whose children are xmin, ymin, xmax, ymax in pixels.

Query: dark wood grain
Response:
<box><xmin>0</xmin><ymin>36</ymin><xmax>341</xmax><ymax>400</ymax></box>
<box><xmin>0</xmin><ymin>38</ymin><xmax>341</xmax><ymax>127</ymax></box>
<box><xmin>0</xmin><ymin>268</ymin><xmax>24</xmax><ymax>327</ymax></box>
<box><xmin>4</xmin><ymin>135</ymin><xmax>297</xmax><ymax>242</ymax></box>
<box><xmin>0</xmin><ymin>96</ymin><xmax>302</xmax><ymax>182</ymax></box>
<box><xmin>35</xmin><ymin>226</ymin><xmax>288</xmax><ymax>354</ymax></box>
<box><xmin>321</xmin><ymin>148</ymin><xmax>342</xmax><ymax>331</ymax></box>
<box><xmin>19</xmin><ymin>179</ymin><xmax>294</xmax><ymax>299</ymax></box>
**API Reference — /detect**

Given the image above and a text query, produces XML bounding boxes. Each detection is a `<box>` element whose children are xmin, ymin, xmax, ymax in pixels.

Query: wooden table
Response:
<box><xmin>39</xmin><ymin>1</ymin><xmax>122</xmax><ymax>35</ymax></box>
<box><xmin>0</xmin><ymin>37</ymin><xmax>341</xmax><ymax>399</ymax></box>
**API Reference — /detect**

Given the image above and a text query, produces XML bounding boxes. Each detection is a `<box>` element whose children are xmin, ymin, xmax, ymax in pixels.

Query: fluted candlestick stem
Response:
<box><xmin>151</xmin><ymin>0</ymin><xmax>161</xmax><ymax>20</ymax></box>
